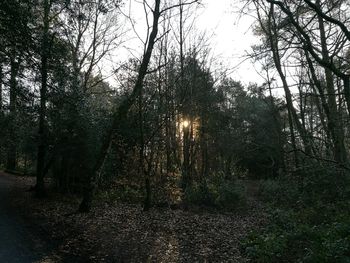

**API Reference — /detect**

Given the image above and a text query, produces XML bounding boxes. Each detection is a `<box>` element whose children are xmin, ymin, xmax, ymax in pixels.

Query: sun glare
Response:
<box><xmin>182</xmin><ymin>120</ymin><xmax>190</xmax><ymax>128</ymax></box>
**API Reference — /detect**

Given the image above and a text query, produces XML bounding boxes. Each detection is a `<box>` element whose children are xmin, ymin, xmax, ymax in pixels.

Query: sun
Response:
<box><xmin>182</xmin><ymin>120</ymin><xmax>190</xmax><ymax>128</ymax></box>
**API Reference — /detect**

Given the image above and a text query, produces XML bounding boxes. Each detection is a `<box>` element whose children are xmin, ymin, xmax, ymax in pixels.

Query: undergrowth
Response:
<box><xmin>185</xmin><ymin>176</ymin><xmax>246</xmax><ymax>210</ymax></box>
<box><xmin>242</xmin><ymin>166</ymin><xmax>350</xmax><ymax>262</ymax></box>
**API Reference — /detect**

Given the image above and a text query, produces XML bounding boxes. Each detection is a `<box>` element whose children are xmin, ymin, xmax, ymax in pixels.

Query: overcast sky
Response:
<box><xmin>113</xmin><ymin>0</ymin><xmax>264</xmax><ymax>86</ymax></box>
<box><xmin>195</xmin><ymin>0</ymin><xmax>263</xmax><ymax>84</ymax></box>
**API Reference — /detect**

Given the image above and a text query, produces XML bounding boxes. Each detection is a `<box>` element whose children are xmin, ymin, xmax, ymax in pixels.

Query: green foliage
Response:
<box><xmin>243</xmin><ymin>208</ymin><xmax>350</xmax><ymax>263</ymax></box>
<box><xmin>259</xmin><ymin>166</ymin><xmax>350</xmax><ymax>207</ymax></box>
<box><xmin>300</xmin><ymin>167</ymin><xmax>349</xmax><ymax>204</ymax></box>
<box><xmin>243</xmin><ymin>168</ymin><xmax>350</xmax><ymax>263</ymax></box>
<box><xmin>214</xmin><ymin>80</ymin><xmax>286</xmax><ymax>179</ymax></box>
<box><xmin>259</xmin><ymin>179</ymin><xmax>300</xmax><ymax>207</ymax></box>
<box><xmin>185</xmin><ymin>176</ymin><xmax>246</xmax><ymax>210</ymax></box>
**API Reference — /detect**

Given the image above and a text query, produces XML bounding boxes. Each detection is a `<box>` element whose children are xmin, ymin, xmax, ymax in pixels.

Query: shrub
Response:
<box><xmin>185</xmin><ymin>180</ymin><xmax>215</xmax><ymax>207</ymax></box>
<box><xmin>243</xmin><ymin>211</ymin><xmax>350</xmax><ymax>263</ymax></box>
<box><xmin>258</xmin><ymin>179</ymin><xmax>300</xmax><ymax>207</ymax></box>
<box><xmin>185</xmin><ymin>176</ymin><xmax>246</xmax><ymax>210</ymax></box>
<box><xmin>300</xmin><ymin>167</ymin><xmax>350</xmax><ymax>205</ymax></box>
<box><xmin>216</xmin><ymin>180</ymin><xmax>246</xmax><ymax>209</ymax></box>
<box><xmin>243</xmin><ymin>167</ymin><xmax>350</xmax><ymax>263</ymax></box>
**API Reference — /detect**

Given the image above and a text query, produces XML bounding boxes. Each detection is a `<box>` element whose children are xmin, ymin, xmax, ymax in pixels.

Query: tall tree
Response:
<box><xmin>35</xmin><ymin>0</ymin><xmax>51</xmax><ymax>197</ymax></box>
<box><xmin>0</xmin><ymin>0</ymin><xmax>34</xmax><ymax>171</ymax></box>
<box><xmin>79</xmin><ymin>0</ymin><xmax>200</xmax><ymax>212</ymax></box>
<box><xmin>79</xmin><ymin>0</ymin><xmax>163</xmax><ymax>212</ymax></box>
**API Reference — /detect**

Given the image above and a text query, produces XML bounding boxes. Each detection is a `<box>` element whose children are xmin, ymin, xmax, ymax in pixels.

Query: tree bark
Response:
<box><xmin>35</xmin><ymin>0</ymin><xmax>50</xmax><ymax>197</ymax></box>
<box><xmin>182</xmin><ymin>124</ymin><xmax>190</xmax><ymax>189</ymax></box>
<box><xmin>316</xmin><ymin>4</ymin><xmax>347</xmax><ymax>164</ymax></box>
<box><xmin>266</xmin><ymin>0</ymin><xmax>350</xmax><ymax>116</ymax></box>
<box><xmin>0</xmin><ymin>62</ymin><xmax>3</xmax><ymax>167</ymax></box>
<box><xmin>79</xmin><ymin>0</ymin><xmax>162</xmax><ymax>213</ymax></box>
<box><xmin>0</xmin><ymin>62</ymin><xmax>2</xmax><ymax>113</ymax></box>
<box><xmin>305</xmin><ymin>51</ymin><xmax>332</xmax><ymax>155</ymax></box>
<box><xmin>268</xmin><ymin>3</ymin><xmax>312</xmax><ymax>157</ymax></box>
<box><xmin>6</xmin><ymin>54</ymin><xmax>19</xmax><ymax>171</ymax></box>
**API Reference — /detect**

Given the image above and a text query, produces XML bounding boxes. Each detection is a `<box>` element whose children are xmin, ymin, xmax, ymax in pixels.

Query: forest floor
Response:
<box><xmin>3</xmin><ymin>172</ymin><xmax>267</xmax><ymax>263</ymax></box>
<box><xmin>0</xmin><ymin>172</ymin><xmax>57</xmax><ymax>263</ymax></box>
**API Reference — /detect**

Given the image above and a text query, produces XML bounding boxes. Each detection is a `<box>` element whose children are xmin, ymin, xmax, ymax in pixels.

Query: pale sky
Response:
<box><xmin>195</xmin><ymin>0</ymin><xmax>263</xmax><ymax>84</ymax></box>
<box><xmin>110</xmin><ymin>0</ymin><xmax>264</xmax><ymax>86</ymax></box>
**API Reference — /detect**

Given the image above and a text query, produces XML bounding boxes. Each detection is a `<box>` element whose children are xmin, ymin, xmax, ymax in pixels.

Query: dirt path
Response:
<box><xmin>2</xmin><ymin>173</ymin><xmax>267</xmax><ymax>262</ymax></box>
<box><xmin>0</xmin><ymin>172</ymin><xmax>56</xmax><ymax>263</ymax></box>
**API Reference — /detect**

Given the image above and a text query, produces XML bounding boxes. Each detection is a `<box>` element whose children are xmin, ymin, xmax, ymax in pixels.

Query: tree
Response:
<box><xmin>0</xmin><ymin>0</ymin><xmax>35</xmax><ymax>171</ymax></box>
<box><xmin>247</xmin><ymin>0</ymin><xmax>350</xmax><ymax>168</ymax></box>
<box><xmin>35</xmin><ymin>0</ymin><xmax>51</xmax><ymax>197</ymax></box>
<box><xmin>79</xmin><ymin>0</ymin><xmax>163</xmax><ymax>212</ymax></box>
<box><xmin>78</xmin><ymin>0</ymin><xmax>201</xmax><ymax>212</ymax></box>
<box><xmin>33</xmin><ymin>0</ymin><xmax>123</xmax><ymax>194</ymax></box>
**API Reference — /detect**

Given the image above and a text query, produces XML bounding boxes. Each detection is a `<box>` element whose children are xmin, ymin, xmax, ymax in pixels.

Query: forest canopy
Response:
<box><xmin>0</xmin><ymin>0</ymin><xmax>349</xmax><ymax>262</ymax></box>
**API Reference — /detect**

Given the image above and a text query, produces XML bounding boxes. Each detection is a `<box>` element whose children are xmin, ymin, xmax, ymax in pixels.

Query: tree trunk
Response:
<box><xmin>266</xmin><ymin>76</ymin><xmax>286</xmax><ymax>174</ymax></box>
<box><xmin>143</xmin><ymin>177</ymin><xmax>151</xmax><ymax>211</ymax></box>
<box><xmin>266</xmin><ymin>0</ymin><xmax>350</xmax><ymax>117</ymax></box>
<box><xmin>79</xmin><ymin>0</ymin><xmax>162</xmax><ymax>213</ymax></box>
<box><xmin>0</xmin><ymin>62</ymin><xmax>2</xmax><ymax>113</ymax></box>
<box><xmin>35</xmin><ymin>0</ymin><xmax>50</xmax><ymax>197</ymax></box>
<box><xmin>305</xmin><ymin>51</ymin><xmax>332</xmax><ymax>152</ymax></box>
<box><xmin>182</xmin><ymin>124</ymin><xmax>190</xmax><ymax>189</ymax></box>
<box><xmin>268</xmin><ymin>3</ymin><xmax>312</xmax><ymax>157</ymax></box>
<box><xmin>6</xmin><ymin>55</ymin><xmax>19</xmax><ymax>171</ymax></box>
<box><xmin>315</xmin><ymin>2</ymin><xmax>347</xmax><ymax>164</ymax></box>
<box><xmin>0</xmin><ymin>62</ymin><xmax>3</xmax><ymax>166</ymax></box>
